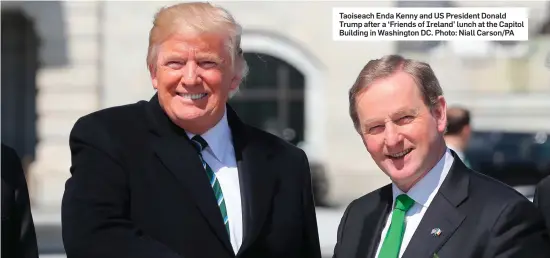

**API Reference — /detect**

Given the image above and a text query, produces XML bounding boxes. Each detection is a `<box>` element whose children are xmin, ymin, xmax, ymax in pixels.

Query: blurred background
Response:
<box><xmin>1</xmin><ymin>0</ymin><xmax>549</xmax><ymax>257</ymax></box>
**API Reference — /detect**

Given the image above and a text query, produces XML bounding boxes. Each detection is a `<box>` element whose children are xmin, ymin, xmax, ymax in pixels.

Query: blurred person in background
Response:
<box><xmin>1</xmin><ymin>143</ymin><xmax>39</xmax><ymax>258</ymax></box>
<box><xmin>534</xmin><ymin>175</ymin><xmax>550</xmax><ymax>234</ymax></box>
<box><xmin>61</xmin><ymin>2</ymin><xmax>321</xmax><ymax>258</ymax></box>
<box><xmin>332</xmin><ymin>55</ymin><xmax>550</xmax><ymax>258</ymax></box>
<box><xmin>444</xmin><ymin>106</ymin><xmax>472</xmax><ymax>167</ymax></box>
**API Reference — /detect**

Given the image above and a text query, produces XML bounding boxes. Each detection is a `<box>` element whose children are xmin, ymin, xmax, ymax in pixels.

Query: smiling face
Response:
<box><xmin>149</xmin><ymin>32</ymin><xmax>240</xmax><ymax>134</ymax></box>
<box><xmin>355</xmin><ymin>71</ymin><xmax>447</xmax><ymax>192</ymax></box>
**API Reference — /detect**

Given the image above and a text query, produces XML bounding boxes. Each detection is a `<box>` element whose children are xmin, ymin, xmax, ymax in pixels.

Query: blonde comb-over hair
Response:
<box><xmin>147</xmin><ymin>2</ymin><xmax>249</xmax><ymax>96</ymax></box>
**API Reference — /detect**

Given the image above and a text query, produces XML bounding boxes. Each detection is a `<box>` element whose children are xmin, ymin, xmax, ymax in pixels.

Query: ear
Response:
<box><xmin>462</xmin><ymin>124</ymin><xmax>472</xmax><ymax>138</ymax></box>
<box><xmin>149</xmin><ymin>64</ymin><xmax>158</xmax><ymax>90</ymax></box>
<box><xmin>229</xmin><ymin>61</ymin><xmax>243</xmax><ymax>91</ymax></box>
<box><xmin>433</xmin><ymin>96</ymin><xmax>447</xmax><ymax>133</ymax></box>
<box><xmin>230</xmin><ymin>73</ymin><xmax>241</xmax><ymax>91</ymax></box>
<box><xmin>230</xmin><ymin>52</ymin><xmax>245</xmax><ymax>91</ymax></box>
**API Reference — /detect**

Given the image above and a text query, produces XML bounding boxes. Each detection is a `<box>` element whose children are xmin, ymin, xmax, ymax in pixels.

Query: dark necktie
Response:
<box><xmin>191</xmin><ymin>135</ymin><xmax>230</xmax><ymax>235</ymax></box>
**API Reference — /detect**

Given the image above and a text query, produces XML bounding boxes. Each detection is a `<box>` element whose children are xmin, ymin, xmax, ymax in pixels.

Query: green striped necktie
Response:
<box><xmin>191</xmin><ymin>135</ymin><xmax>230</xmax><ymax>235</ymax></box>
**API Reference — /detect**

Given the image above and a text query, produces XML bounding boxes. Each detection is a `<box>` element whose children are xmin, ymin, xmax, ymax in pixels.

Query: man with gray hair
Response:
<box><xmin>61</xmin><ymin>2</ymin><xmax>321</xmax><ymax>258</ymax></box>
<box><xmin>332</xmin><ymin>54</ymin><xmax>549</xmax><ymax>258</ymax></box>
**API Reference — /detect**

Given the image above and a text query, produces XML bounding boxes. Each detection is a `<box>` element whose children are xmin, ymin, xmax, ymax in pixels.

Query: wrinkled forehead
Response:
<box><xmin>357</xmin><ymin>73</ymin><xmax>426</xmax><ymax>115</ymax></box>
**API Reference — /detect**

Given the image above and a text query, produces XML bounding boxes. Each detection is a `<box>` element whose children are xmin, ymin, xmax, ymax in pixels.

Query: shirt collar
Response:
<box><xmin>186</xmin><ymin>109</ymin><xmax>232</xmax><ymax>163</ymax></box>
<box><xmin>446</xmin><ymin>144</ymin><xmax>465</xmax><ymax>161</ymax></box>
<box><xmin>392</xmin><ymin>148</ymin><xmax>455</xmax><ymax>208</ymax></box>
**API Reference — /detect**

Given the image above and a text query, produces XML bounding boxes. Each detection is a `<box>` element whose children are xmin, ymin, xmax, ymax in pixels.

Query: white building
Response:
<box><xmin>2</xmin><ymin>0</ymin><xmax>550</xmax><ymax>209</ymax></box>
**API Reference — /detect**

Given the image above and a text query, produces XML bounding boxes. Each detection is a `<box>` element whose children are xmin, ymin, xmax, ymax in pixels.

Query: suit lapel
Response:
<box><xmin>226</xmin><ymin>106</ymin><xmax>277</xmax><ymax>256</ymax></box>
<box><xmin>402</xmin><ymin>152</ymin><xmax>469</xmax><ymax>258</ymax></box>
<box><xmin>147</xmin><ymin>96</ymin><xmax>234</xmax><ymax>254</ymax></box>
<box><xmin>236</xmin><ymin>139</ymin><xmax>276</xmax><ymax>254</ymax></box>
<box><xmin>401</xmin><ymin>195</ymin><xmax>465</xmax><ymax>258</ymax></box>
<box><xmin>359</xmin><ymin>186</ymin><xmax>393</xmax><ymax>258</ymax></box>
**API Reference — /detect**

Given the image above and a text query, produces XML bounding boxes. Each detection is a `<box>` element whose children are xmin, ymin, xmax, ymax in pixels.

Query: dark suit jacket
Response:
<box><xmin>333</xmin><ymin>152</ymin><xmax>550</xmax><ymax>258</ymax></box>
<box><xmin>534</xmin><ymin>175</ymin><xmax>550</xmax><ymax>234</ymax></box>
<box><xmin>1</xmin><ymin>143</ymin><xmax>39</xmax><ymax>258</ymax></box>
<box><xmin>61</xmin><ymin>95</ymin><xmax>321</xmax><ymax>258</ymax></box>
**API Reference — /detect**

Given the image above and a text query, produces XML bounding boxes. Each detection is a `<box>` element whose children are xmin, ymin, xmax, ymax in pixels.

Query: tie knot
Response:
<box><xmin>394</xmin><ymin>194</ymin><xmax>415</xmax><ymax>212</ymax></box>
<box><xmin>191</xmin><ymin>135</ymin><xmax>208</xmax><ymax>152</ymax></box>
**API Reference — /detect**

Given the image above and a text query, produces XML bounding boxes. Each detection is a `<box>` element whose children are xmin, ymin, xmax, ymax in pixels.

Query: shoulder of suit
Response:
<box><xmin>73</xmin><ymin>100</ymin><xmax>149</xmax><ymax>132</ymax></box>
<box><xmin>350</xmin><ymin>183</ymin><xmax>392</xmax><ymax>207</ymax></box>
<box><xmin>243</xmin><ymin>124</ymin><xmax>306</xmax><ymax>157</ymax></box>
<box><xmin>537</xmin><ymin>175</ymin><xmax>550</xmax><ymax>190</ymax></box>
<box><xmin>1</xmin><ymin>144</ymin><xmax>25</xmax><ymax>188</ymax></box>
<box><xmin>535</xmin><ymin>175</ymin><xmax>550</xmax><ymax>200</ymax></box>
<box><xmin>1</xmin><ymin>143</ymin><xmax>18</xmax><ymax>162</ymax></box>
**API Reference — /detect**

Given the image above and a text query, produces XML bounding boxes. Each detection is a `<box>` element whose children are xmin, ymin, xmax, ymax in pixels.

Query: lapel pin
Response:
<box><xmin>431</xmin><ymin>228</ymin><xmax>442</xmax><ymax>237</ymax></box>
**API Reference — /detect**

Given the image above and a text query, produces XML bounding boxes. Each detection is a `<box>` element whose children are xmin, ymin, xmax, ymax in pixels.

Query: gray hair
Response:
<box><xmin>349</xmin><ymin>54</ymin><xmax>443</xmax><ymax>132</ymax></box>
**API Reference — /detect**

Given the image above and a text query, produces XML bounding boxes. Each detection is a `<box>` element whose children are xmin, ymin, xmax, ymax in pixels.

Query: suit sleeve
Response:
<box><xmin>533</xmin><ymin>178</ymin><xmax>548</xmax><ymax>207</ymax></box>
<box><xmin>2</xmin><ymin>145</ymin><xmax>39</xmax><ymax>258</ymax></box>
<box><xmin>14</xmin><ymin>157</ymin><xmax>39</xmax><ymax>258</ymax></box>
<box><xmin>299</xmin><ymin>151</ymin><xmax>322</xmax><ymax>258</ymax></box>
<box><xmin>485</xmin><ymin>198</ymin><xmax>550</xmax><ymax>258</ymax></box>
<box><xmin>332</xmin><ymin>200</ymin><xmax>353</xmax><ymax>258</ymax></box>
<box><xmin>61</xmin><ymin>116</ymin><xmax>182</xmax><ymax>258</ymax></box>
<box><xmin>533</xmin><ymin>179</ymin><xmax>550</xmax><ymax>237</ymax></box>
<box><xmin>533</xmin><ymin>181</ymin><xmax>542</xmax><ymax>206</ymax></box>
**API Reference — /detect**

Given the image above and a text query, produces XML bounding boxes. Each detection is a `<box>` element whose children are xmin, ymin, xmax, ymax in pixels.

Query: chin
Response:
<box><xmin>174</xmin><ymin>109</ymin><xmax>206</xmax><ymax>122</ymax></box>
<box><xmin>390</xmin><ymin>169</ymin><xmax>416</xmax><ymax>181</ymax></box>
<box><xmin>384</xmin><ymin>163</ymin><xmax>419</xmax><ymax>183</ymax></box>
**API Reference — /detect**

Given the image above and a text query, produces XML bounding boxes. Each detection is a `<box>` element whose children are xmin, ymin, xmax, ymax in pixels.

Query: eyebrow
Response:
<box><xmin>362</xmin><ymin>107</ymin><xmax>419</xmax><ymax>126</ymax></box>
<box><xmin>195</xmin><ymin>53</ymin><xmax>224</xmax><ymax>63</ymax></box>
<box><xmin>392</xmin><ymin>107</ymin><xmax>419</xmax><ymax>118</ymax></box>
<box><xmin>162</xmin><ymin>52</ymin><xmax>224</xmax><ymax>63</ymax></box>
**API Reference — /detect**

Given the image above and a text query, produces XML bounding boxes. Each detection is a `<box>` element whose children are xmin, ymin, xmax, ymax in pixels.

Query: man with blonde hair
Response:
<box><xmin>62</xmin><ymin>2</ymin><xmax>321</xmax><ymax>258</ymax></box>
<box><xmin>332</xmin><ymin>54</ymin><xmax>549</xmax><ymax>258</ymax></box>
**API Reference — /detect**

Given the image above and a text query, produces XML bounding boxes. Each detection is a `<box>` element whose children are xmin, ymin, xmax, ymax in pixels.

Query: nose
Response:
<box><xmin>384</xmin><ymin>123</ymin><xmax>402</xmax><ymax>147</ymax></box>
<box><xmin>180</xmin><ymin>61</ymin><xmax>201</xmax><ymax>86</ymax></box>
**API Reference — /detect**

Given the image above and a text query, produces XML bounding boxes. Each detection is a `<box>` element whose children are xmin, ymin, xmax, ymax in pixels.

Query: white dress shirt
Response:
<box><xmin>375</xmin><ymin>149</ymin><xmax>455</xmax><ymax>258</ymax></box>
<box><xmin>447</xmin><ymin>144</ymin><xmax>466</xmax><ymax>163</ymax></box>
<box><xmin>186</xmin><ymin>110</ymin><xmax>243</xmax><ymax>254</ymax></box>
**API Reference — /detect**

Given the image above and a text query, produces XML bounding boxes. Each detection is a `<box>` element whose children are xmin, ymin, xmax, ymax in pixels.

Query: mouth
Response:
<box><xmin>386</xmin><ymin>148</ymin><xmax>413</xmax><ymax>160</ymax></box>
<box><xmin>178</xmin><ymin>93</ymin><xmax>208</xmax><ymax>100</ymax></box>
